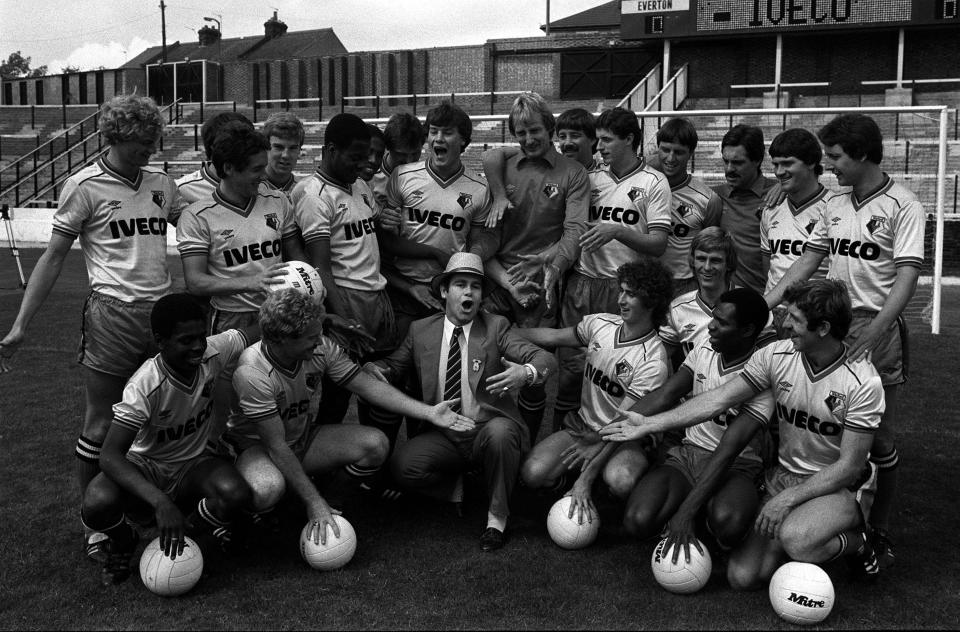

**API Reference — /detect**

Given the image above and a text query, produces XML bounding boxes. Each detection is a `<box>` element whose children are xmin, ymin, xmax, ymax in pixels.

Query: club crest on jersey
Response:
<box><xmin>151</xmin><ymin>190</ymin><xmax>166</xmax><ymax>208</ymax></box>
<box><xmin>627</xmin><ymin>187</ymin><xmax>645</xmax><ymax>203</ymax></box>
<box><xmin>866</xmin><ymin>216</ymin><xmax>888</xmax><ymax>235</ymax></box>
<box><xmin>457</xmin><ymin>192</ymin><xmax>473</xmax><ymax>209</ymax></box>
<box><xmin>825</xmin><ymin>391</ymin><xmax>846</xmax><ymax>417</ymax></box>
<box><xmin>361</xmin><ymin>193</ymin><xmax>372</xmax><ymax>209</ymax></box>
<box><xmin>615</xmin><ymin>360</ymin><xmax>632</xmax><ymax>380</ymax></box>
<box><xmin>805</xmin><ymin>219</ymin><xmax>817</xmax><ymax>234</ymax></box>
<box><xmin>777</xmin><ymin>380</ymin><xmax>793</xmax><ymax>393</ymax></box>
<box><xmin>677</xmin><ymin>204</ymin><xmax>691</xmax><ymax>217</ymax></box>
<box><xmin>543</xmin><ymin>183</ymin><xmax>560</xmax><ymax>199</ymax></box>
<box><xmin>201</xmin><ymin>380</ymin><xmax>214</xmax><ymax>398</ymax></box>
<box><xmin>306</xmin><ymin>372</ymin><xmax>323</xmax><ymax>389</ymax></box>
<box><xmin>264</xmin><ymin>213</ymin><xmax>280</xmax><ymax>231</ymax></box>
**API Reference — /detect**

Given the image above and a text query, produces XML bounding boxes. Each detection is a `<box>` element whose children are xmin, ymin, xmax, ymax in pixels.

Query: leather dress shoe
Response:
<box><xmin>479</xmin><ymin>527</ymin><xmax>505</xmax><ymax>551</ymax></box>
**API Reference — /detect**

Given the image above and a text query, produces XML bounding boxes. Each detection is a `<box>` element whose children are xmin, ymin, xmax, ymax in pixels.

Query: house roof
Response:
<box><xmin>123</xmin><ymin>27</ymin><xmax>347</xmax><ymax>67</ymax></box>
<box><xmin>543</xmin><ymin>0</ymin><xmax>620</xmax><ymax>32</ymax></box>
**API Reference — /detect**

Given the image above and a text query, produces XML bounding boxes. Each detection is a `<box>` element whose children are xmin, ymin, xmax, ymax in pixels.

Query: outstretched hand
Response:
<box><xmin>599</xmin><ymin>410</ymin><xmax>651</xmax><ymax>442</ymax></box>
<box><xmin>429</xmin><ymin>399</ymin><xmax>477</xmax><ymax>433</ymax></box>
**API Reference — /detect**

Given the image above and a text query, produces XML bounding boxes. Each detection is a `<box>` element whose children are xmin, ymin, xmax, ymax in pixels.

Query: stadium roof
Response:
<box><xmin>123</xmin><ymin>26</ymin><xmax>347</xmax><ymax>67</ymax></box>
<box><xmin>542</xmin><ymin>0</ymin><xmax>620</xmax><ymax>32</ymax></box>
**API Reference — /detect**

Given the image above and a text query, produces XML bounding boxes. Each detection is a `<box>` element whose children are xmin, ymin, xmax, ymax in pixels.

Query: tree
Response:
<box><xmin>0</xmin><ymin>51</ymin><xmax>47</xmax><ymax>79</ymax></box>
<box><xmin>61</xmin><ymin>65</ymin><xmax>80</xmax><ymax>74</ymax></box>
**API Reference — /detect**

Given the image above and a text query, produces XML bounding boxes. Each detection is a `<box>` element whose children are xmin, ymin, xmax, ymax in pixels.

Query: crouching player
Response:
<box><xmin>516</xmin><ymin>258</ymin><xmax>673</xmax><ymax>525</ymax></box>
<box><xmin>602</xmin><ymin>279</ymin><xmax>882</xmax><ymax>586</ymax></box>
<box><xmin>603</xmin><ymin>288</ymin><xmax>774</xmax><ymax>554</ymax></box>
<box><xmin>227</xmin><ymin>288</ymin><xmax>475</xmax><ymax>545</ymax></box>
<box><xmin>81</xmin><ymin>294</ymin><xmax>256</xmax><ymax>585</ymax></box>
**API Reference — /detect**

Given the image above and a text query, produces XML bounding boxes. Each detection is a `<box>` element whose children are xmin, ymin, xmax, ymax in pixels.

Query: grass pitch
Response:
<box><xmin>1</xmin><ymin>249</ymin><xmax>959</xmax><ymax>630</ymax></box>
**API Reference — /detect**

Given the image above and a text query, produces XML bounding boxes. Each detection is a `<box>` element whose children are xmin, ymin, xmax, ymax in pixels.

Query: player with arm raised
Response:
<box><xmin>227</xmin><ymin>288</ymin><xmax>472</xmax><ymax>544</ymax></box>
<box><xmin>616</xmin><ymin>288</ymin><xmax>773</xmax><ymax>563</ymax></box>
<box><xmin>0</xmin><ymin>94</ymin><xmax>179</xmax><ymax>561</ymax></box>
<box><xmin>761</xmin><ymin>129</ymin><xmax>830</xmax><ymax>338</ymax></box>
<box><xmin>764</xmin><ymin>114</ymin><xmax>923</xmax><ymax>567</ymax></box>
<box><xmin>81</xmin><ymin>294</ymin><xmax>256</xmax><ymax>585</ymax></box>
<box><xmin>603</xmin><ymin>279</ymin><xmax>883</xmax><ymax>587</ymax></box>
<box><xmin>517</xmin><ymin>258</ymin><xmax>673</xmax><ymax>526</ymax></box>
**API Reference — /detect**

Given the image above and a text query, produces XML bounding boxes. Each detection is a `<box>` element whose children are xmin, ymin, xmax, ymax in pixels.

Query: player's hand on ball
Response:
<box><xmin>256</xmin><ymin>262</ymin><xmax>289</xmax><ymax>292</ymax></box>
<box><xmin>154</xmin><ymin>497</ymin><xmax>186</xmax><ymax>559</ymax></box>
<box><xmin>431</xmin><ymin>400</ymin><xmax>476</xmax><ymax>432</ymax></box>
<box><xmin>664</xmin><ymin>511</ymin><xmax>704</xmax><ymax>565</ymax></box>
<box><xmin>565</xmin><ymin>481</ymin><xmax>596</xmax><ymax>525</ymax></box>
<box><xmin>307</xmin><ymin>501</ymin><xmax>342</xmax><ymax>546</ymax></box>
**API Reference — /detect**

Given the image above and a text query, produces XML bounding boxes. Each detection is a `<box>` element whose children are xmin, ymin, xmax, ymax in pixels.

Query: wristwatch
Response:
<box><xmin>523</xmin><ymin>363</ymin><xmax>537</xmax><ymax>385</ymax></box>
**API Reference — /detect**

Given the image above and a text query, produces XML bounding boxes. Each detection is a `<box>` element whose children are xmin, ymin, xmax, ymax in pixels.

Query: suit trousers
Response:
<box><xmin>390</xmin><ymin>416</ymin><xmax>525</xmax><ymax>518</ymax></box>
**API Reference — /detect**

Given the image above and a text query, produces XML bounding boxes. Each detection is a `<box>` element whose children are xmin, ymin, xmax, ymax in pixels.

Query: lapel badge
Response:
<box><xmin>472</xmin><ymin>359</ymin><xmax>482</xmax><ymax>372</ymax></box>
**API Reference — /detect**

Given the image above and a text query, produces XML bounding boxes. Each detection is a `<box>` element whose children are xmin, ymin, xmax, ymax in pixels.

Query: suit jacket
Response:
<box><xmin>381</xmin><ymin>312</ymin><xmax>556</xmax><ymax>448</ymax></box>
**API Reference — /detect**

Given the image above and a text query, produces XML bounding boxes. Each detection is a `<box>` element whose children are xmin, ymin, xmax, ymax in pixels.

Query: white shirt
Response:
<box><xmin>437</xmin><ymin>318</ymin><xmax>478</xmax><ymax>419</ymax></box>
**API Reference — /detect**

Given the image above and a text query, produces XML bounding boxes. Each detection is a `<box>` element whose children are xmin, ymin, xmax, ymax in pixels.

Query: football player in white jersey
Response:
<box><xmin>764</xmin><ymin>114</ymin><xmax>923</xmax><ymax>568</ymax></box>
<box><xmin>228</xmin><ymin>289</ymin><xmax>473</xmax><ymax>544</ymax></box>
<box><xmin>613</xmin><ymin>288</ymin><xmax>773</xmax><ymax>558</ymax></box>
<box><xmin>360</xmin><ymin>123</ymin><xmax>386</xmax><ymax>185</ymax></box>
<box><xmin>762</xmin><ymin>129</ymin><xmax>830</xmax><ymax>338</ymax></box>
<box><xmin>552</xmin><ymin>107</ymin><xmax>673</xmax><ymax>435</ymax></box>
<box><xmin>650</xmin><ymin>118</ymin><xmax>722</xmax><ymax>297</ymax></box>
<box><xmin>370</xmin><ymin>112</ymin><xmax>426</xmax><ymax>211</ymax></box>
<box><xmin>516</xmin><ymin>258</ymin><xmax>673</xmax><ymax>526</ymax></box>
<box><xmin>660</xmin><ymin>227</ymin><xmax>739</xmax><ymax>367</ymax></box>
<box><xmin>0</xmin><ymin>94</ymin><xmax>179</xmax><ymax>561</ymax></box>
<box><xmin>81</xmin><ymin>294</ymin><xmax>256</xmax><ymax>585</ymax></box>
<box><xmin>175</xmin><ymin>112</ymin><xmax>254</xmax><ymax>212</ymax></box>
<box><xmin>604</xmin><ymin>280</ymin><xmax>884</xmax><ymax>585</ymax></box>
<box><xmin>261</xmin><ymin>112</ymin><xmax>305</xmax><ymax>201</ymax></box>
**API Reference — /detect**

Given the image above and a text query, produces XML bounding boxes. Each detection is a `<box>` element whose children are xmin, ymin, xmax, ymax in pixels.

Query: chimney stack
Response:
<box><xmin>264</xmin><ymin>11</ymin><xmax>288</xmax><ymax>39</ymax></box>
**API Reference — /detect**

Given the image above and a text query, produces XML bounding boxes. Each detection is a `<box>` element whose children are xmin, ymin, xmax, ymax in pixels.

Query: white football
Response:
<box><xmin>300</xmin><ymin>516</ymin><xmax>357</xmax><ymax>571</ymax></box>
<box><xmin>546</xmin><ymin>495</ymin><xmax>600</xmax><ymax>550</ymax></box>
<box><xmin>650</xmin><ymin>537</ymin><xmax>712</xmax><ymax>594</ymax></box>
<box><xmin>272</xmin><ymin>260</ymin><xmax>325</xmax><ymax>301</ymax></box>
<box><xmin>769</xmin><ymin>561</ymin><xmax>835</xmax><ymax>625</ymax></box>
<box><xmin>139</xmin><ymin>536</ymin><xmax>204</xmax><ymax>597</ymax></box>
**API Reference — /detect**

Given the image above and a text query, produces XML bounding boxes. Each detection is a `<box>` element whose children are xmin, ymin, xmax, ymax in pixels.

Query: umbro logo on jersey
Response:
<box><xmin>590</xmin><ymin>188</ymin><xmax>602</xmax><ymax>197</ymax></box>
<box><xmin>159</xmin><ymin>409</ymin><xmax>172</xmax><ymax>419</ymax></box>
<box><xmin>151</xmin><ymin>190</ymin><xmax>166</xmax><ymax>208</ymax></box>
<box><xmin>770</xmin><ymin>220</ymin><xmax>780</xmax><ymax>229</ymax></box>
<box><xmin>805</xmin><ymin>219</ymin><xmax>817</xmax><ymax>234</ymax></box>
<box><xmin>107</xmin><ymin>200</ymin><xmax>122</xmax><ymax>209</ymax></box>
<box><xmin>457</xmin><ymin>192</ymin><xmax>472</xmax><ymax>209</ymax></box>
<box><xmin>682</xmin><ymin>324</ymin><xmax>696</xmax><ymax>333</ymax></box>
<box><xmin>696</xmin><ymin>372</ymin><xmax>707</xmax><ymax>382</ymax></box>
<box><xmin>777</xmin><ymin>380</ymin><xmax>793</xmax><ymax>392</ymax></box>
<box><xmin>615</xmin><ymin>360</ymin><xmax>632</xmax><ymax>379</ymax></box>
<box><xmin>543</xmin><ymin>183</ymin><xmax>560</xmax><ymax>199</ymax></box>
<box><xmin>831</xmin><ymin>216</ymin><xmax>843</xmax><ymax>225</ymax></box>
<box><xmin>591</xmin><ymin>342</ymin><xmax>601</xmax><ymax>351</ymax></box>
<box><xmin>866</xmin><ymin>216</ymin><xmax>888</xmax><ymax>234</ymax></box>
<box><xmin>337</xmin><ymin>203</ymin><xmax>349</xmax><ymax>214</ymax></box>
<box><xmin>264</xmin><ymin>213</ymin><xmax>279</xmax><ymax>231</ymax></box>
<box><xmin>412</xmin><ymin>189</ymin><xmax>424</xmax><ymax>197</ymax></box>
<box><xmin>627</xmin><ymin>187</ymin><xmax>645</xmax><ymax>203</ymax></box>
<box><xmin>220</xmin><ymin>229</ymin><xmax>235</xmax><ymax>239</ymax></box>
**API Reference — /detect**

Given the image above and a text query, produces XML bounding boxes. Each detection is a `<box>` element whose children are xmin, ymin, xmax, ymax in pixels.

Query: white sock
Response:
<box><xmin>486</xmin><ymin>511</ymin><xmax>507</xmax><ymax>532</ymax></box>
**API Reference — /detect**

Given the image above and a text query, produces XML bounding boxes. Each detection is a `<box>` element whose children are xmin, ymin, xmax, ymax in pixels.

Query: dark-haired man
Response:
<box><xmin>176</xmin><ymin>112</ymin><xmax>255</xmax><ymax>211</ymax></box>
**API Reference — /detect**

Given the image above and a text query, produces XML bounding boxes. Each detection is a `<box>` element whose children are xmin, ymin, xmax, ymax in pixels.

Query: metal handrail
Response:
<box><xmin>616</xmin><ymin>64</ymin><xmax>662</xmax><ymax>111</ymax></box>
<box><xmin>1</xmin><ymin>108</ymin><xmax>101</xmax><ymax>173</ymax></box>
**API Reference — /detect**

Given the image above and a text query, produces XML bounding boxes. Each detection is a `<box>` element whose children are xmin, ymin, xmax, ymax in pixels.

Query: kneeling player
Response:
<box><xmin>609</xmin><ymin>288</ymin><xmax>773</xmax><ymax>554</ymax></box>
<box><xmin>603</xmin><ymin>279</ymin><xmax>882</xmax><ymax>587</ymax></box>
<box><xmin>227</xmin><ymin>288</ymin><xmax>474</xmax><ymax>544</ymax></box>
<box><xmin>81</xmin><ymin>294</ymin><xmax>256</xmax><ymax>585</ymax></box>
<box><xmin>516</xmin><ymin>258</ymin><xmax>673</xmax><ymax>525</ymax></box>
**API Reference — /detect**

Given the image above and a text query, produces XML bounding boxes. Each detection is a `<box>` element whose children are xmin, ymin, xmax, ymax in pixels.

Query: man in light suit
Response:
<box><xmin>367</xmin><ymin>252</ymin><xmax>557</xmax><ymax>551</ymax></box>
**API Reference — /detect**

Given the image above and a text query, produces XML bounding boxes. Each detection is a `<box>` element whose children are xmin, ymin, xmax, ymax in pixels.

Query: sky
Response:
<box><xmin>0</xmin><ymin>0</ymin><xmax>609</xmax><ymax>73</ymax></box>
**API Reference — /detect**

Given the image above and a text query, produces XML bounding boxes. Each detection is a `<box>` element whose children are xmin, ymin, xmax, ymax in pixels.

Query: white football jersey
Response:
<box><xmin>659</xmin><ymin>289</ymin><xmax>715</xmax><ymax>354</ymax></box>
<box><xmin>175</xmin><ymin>164</ymin><xmax>219</xmax><ymax>215</ymax></box>
<box><xmin>52</xmin><ymin>158</ymin><xmax>178</xmax><ymax>301</ymax></box>
<box><xmin>660</xmin><ymin>174</ymin><xmax>721</xmax><ymax>281</ymax></box>
<box><xmin>229</xmin><ymin>337</ymin><xmax>361</xmax><ymax>454</ymax></box>
<box><xmin>761</xmin><ymin>185</ymin><xmax>830</xmax><ymax>293</ymax></box>
<box><xmin>114</xmin><ymin>330</ymin><xmax>248</xmax><ymax>465</ymax></box>
<box><xmin>261</xmin><ymin>173</ymin><xmax>304</xmax><ymax>204</ymax></box>
<box><xmin>680</xmin><ymin>340</ymin><xmax>773</xmax><ymax>461</ymax></box>
<box><xmin>578</xmin><ymin>161</ymin><xmax>672</xmax><ymax>279</ymax></box>
<box><xmin>177</xmin><ymin>188</ymin><xmax>297</xmax><ymax>312</ymax></box>
<box><xmin>292</xmin><ymin>171</ymin><xmax>386</xmax><ymax>292</ymax></box>
<box><xmin>805</xmin><ymin>176</ymin><xmax>924</xmax><ymax>312</ymax></box>
<box><xmin>573</xmin><ymin>314</ymin><xmax>671</xmax><ymax>431</ymax></box>
<box><xmin>386</xmin><ymin>160</ymin><xmax>492</xmax><ymax>284</ymax></box>
<box><xmin>741</xmin><ymin>340</ymin><xmax>884</xmax><ymax>476</ymax></box>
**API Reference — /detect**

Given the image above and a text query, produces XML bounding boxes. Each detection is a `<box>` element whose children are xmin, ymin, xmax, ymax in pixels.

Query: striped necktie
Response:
<box><xmin>444</xmin><ymin>326</ymin><xmax>463</xmax><ymax>412</ymax></box>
